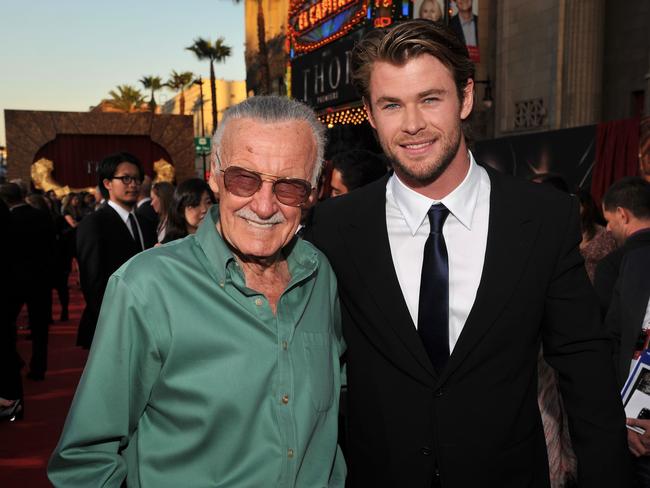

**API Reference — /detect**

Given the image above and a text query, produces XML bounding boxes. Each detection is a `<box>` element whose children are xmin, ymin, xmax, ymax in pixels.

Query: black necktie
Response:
<box><xmin>418</xmin><ymin>204</ymin><xmax>450</xmax><ymax>374</ymax></box>
<box><xmin>128</xmin><ymin>213</ymin><xmax>143</xmax><ymax>251</ymax></box>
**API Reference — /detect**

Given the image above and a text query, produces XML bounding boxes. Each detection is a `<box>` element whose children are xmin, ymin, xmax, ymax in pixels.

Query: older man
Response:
<box><xmin>48</xmin><ymin>96</ymin><xmax>346</xmax><ymax>487</ymax></box>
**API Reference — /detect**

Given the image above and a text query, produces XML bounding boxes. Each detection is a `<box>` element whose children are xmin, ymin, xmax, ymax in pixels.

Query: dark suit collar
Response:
<box><xmin>626</xmin><ymin>228</ymin><xmax>650</xmax><ymax>246</ymax></box>
<box><xmin>439</xmin><ymin>167</ymin><xmax>539</xmax><ymax>384</ymax></box>
<box><xmin>340</xmin><ymin>175</ymin><xmax>438</xmax><ymax>385</ymax></box>
<box><xmin>338</xmin><ymin>168</ymin><xmax>541</xmax><ymax>387</ymax></box>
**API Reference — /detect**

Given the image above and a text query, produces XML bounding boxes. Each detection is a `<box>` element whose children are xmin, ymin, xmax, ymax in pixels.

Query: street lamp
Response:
<box><xmin>193</xmin><ymin>77</ymin><xmax>207</xmax><ymax>180</ymax></box>
<box><xmin>475</xmin><ymin>77</ymin><xmax>494</xmax><ymax>109</ymax></box>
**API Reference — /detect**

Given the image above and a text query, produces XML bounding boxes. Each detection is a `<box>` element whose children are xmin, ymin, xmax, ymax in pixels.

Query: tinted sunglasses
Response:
<box><xmin>220</xmin><ymin>165</ymin><xmax>313</xmax><ymax>207</ymax></box>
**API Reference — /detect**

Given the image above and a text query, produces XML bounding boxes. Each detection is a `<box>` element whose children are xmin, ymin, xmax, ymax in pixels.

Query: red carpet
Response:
<box><xmin>0</xmin><ymin>278</ymin><xmax>88</xmax><ymax>487</ymax></box>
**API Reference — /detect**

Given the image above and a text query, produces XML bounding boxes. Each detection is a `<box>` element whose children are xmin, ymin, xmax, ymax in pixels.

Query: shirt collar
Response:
<box><xmin>195</xmin><ymin>205</ymin><xmax>319</xmax><ymax>287</ymax></box>
<box><xmin>388</xmin><ymin>151</ymin><xmax>481</xmax><ymax>235</ymax></box>
<box><xmin>107</xmin><ymin>199</ymin><xmax>135</xmax><ymax>223</ymax></box>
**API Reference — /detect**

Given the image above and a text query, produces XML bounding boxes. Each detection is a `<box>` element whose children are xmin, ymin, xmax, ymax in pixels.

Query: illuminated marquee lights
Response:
<box><xmin>372</xmin><ymin>0</ymin><xmax>397</xmax><ymax>28</ymax></box>
<box><xmin>289</xmin><ymin>0</ymin><xmax>369</xmax><ymax>54</ymax></box>
<box><xmin>295</xmin><ymin>0</ymin><xmax>356</xmax><ymax>33</ymax></box>
<box><xmin>318</xmin><ymin>105</ymin><xmax>368</xmax><ymax>127</ymax></box>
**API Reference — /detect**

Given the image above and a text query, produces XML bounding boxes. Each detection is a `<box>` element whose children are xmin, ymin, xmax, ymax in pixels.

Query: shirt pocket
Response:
<box><xmin>302</xmin><ymin>331</ymin><xmax>335</xmax><ymax>412</ymax></box>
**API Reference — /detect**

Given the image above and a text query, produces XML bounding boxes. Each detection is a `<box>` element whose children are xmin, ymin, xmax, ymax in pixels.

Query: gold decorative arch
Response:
<box><xmin>5</xmin><ymin>110</ymin><xmax>194</xmax><ymax>187</ymax></box>
<box><xmin>31</xmin><ymin>157</ymin><xmax>175</xmax><ymax>197</ymax></box>
<box><xmin>31</xmin><ymin>158</ymin><xmax>93</xmax><ymax>197</ymax></box>
<box><xmin>153</xmin><ymin>159</ymin><xmax>175</xmax><ymax>183</ymax></box>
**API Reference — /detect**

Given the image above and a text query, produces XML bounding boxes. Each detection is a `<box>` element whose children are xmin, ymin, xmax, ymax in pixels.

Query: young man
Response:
<box><xmin>75</xmin><ymin>152</ymin><xmax>157</xmax><ymax>349</ymax></box>
<box><xmin>49</xmin><ymin>97</ymin><xmax>345</xmax><ymax>487</ymax></box>
<box><xmin>595</xmin><ymin>176</ymin><xmax>650</xmax><ymax>316</ymax></box>
<box><xmin>307</xmin><ymin>20</ymin><xmax>629</xmax><ymax>487</ymax></box>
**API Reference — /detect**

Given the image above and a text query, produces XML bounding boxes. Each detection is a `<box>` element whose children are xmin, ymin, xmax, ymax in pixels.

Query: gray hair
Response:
<box><xmin>211</xmin><ymin>96</ymin><xmax>326</xmax><ymax>185</ymax></box>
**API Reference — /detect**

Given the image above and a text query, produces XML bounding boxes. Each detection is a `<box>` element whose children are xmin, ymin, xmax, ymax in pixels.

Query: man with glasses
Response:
<box><xmin>75</xmin><ymin>152</ymin><xmax>157</xmax><ymax>349</ymax></box>
<box><xmin>49</xmin><ymin>97</ymin><xmax>346</xmax><ymax>487</ymax></box>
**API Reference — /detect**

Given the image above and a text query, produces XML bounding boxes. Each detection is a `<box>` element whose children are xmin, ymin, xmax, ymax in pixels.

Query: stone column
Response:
<box><xmin>561</xmin><ymin>0</ymin><xmax>605</xmax><ymax>128</ymax></box>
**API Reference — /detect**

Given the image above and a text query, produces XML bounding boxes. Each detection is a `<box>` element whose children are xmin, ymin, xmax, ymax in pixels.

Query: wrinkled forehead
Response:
<box><xmin>220</xmin><ymin>117</ymin><xmax>316</xmax><ymax>174</ymax></box>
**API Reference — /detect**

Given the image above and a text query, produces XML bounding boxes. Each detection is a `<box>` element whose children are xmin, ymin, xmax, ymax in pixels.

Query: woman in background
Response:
<box><xmin>150</xmin><ymin>181</ymin><xmax>174</xmax><ymax>243</ymax></box>
<box><xmin>62</xmin><ymin>193</ymin><xmax>83</xmax><ymax>229</ymax></box>
<box><xmin>419</xmin><ymin>0</ymin><xmax>443</xmax><ymax>22</ymax></box>
<box><xmin>577</xmin><ymin>188</ymin><xmax>616</xmax><ymax>284</ymax></box>
<box><xmin>162</xmin><ymin>178</ymin><xmax>214</xmax><ymax>244</ymax></box>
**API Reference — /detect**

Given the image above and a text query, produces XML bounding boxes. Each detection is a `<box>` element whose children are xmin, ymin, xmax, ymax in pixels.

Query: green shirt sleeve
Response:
<box><xmin>48</xmin><ymin>275</ymin><xmax>162</xmax><ymax>488</ymax></box>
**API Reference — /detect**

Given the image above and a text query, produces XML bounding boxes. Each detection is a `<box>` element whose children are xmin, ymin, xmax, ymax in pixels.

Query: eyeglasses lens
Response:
<box><xmin>223</xmin><ymin>167</ymin><xmax>310</xmax><ymax>207</ymax></box>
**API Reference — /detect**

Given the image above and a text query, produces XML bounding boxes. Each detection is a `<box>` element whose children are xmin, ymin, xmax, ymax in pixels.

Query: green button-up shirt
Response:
<box><xmin>48</xmin><ymin>206</ymin><xmax>346</xmax><ymax>487</ymax></box>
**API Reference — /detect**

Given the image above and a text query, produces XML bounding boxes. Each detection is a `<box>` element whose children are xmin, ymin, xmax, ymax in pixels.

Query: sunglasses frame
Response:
<box><xmin>217</xmin><ymin>156</ymin><xmax>315</xmax><ymax>207</ymax></box>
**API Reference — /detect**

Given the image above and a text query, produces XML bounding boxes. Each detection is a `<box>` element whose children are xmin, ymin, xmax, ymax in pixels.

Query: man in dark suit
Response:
<box><xmin>606</xmin><ymin>247</ymin><xmax>650</xmax><ymax>485</ymax></box>
<box><xmin>607</xmin><ymin>247</ymin><xmax>650</xmax><ymax>389</ymax></box>
<box><xmin>449</xmin><ymin>0</ymin><xmax>478</xmax><ymax>48</ymax></box>
<box><xmin>76</xmin><ymin>152</ymin><xmax>156</xmax><ymax>349</ymax></box>
<box><xmin>594</xmin><ymin>177</ymin><xmax>650</xmax><ymax>317</ymax></box>
<box><xmin>135</xmin><ymin>174</ymin><xmax>159</xmax><ymax>230</ymax></box>
<box><xmin>307</xmin><ymin>20</ymin><xmax>629</xmax><ymax>487</ymax></box>
<box><xmin>0</xmin><ymin>183</ymin><xmax>56</xmax><ymax>381</ymax></box>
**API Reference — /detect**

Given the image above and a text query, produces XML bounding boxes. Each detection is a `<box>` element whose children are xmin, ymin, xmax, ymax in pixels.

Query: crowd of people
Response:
<box><xmin>0</xmin><ymin>18</ymin><xmax>649</xmax><ymax>488</ymax></box>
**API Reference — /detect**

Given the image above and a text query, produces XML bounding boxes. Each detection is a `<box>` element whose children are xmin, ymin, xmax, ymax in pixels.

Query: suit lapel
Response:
<box><xmin>104</xmin><ymin>205</ymin><xmax>140</xmax><ymax>254</ymax></box>
<box><xmin>440</xmin><ymin>168</ymin><xmax>540</xmax><ymax>384</ymax></box>
<box><xmin>340</xmin><ymin>178</ymin><xmax>437</xmax><ymax>385</ymax></box>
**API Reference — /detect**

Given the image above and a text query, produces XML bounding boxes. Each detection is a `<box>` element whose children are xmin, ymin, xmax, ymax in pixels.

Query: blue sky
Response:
<box><xmin>0</xmin><ymin>0</ymin><xmax>246</xmax><ymax>146</ymax></box>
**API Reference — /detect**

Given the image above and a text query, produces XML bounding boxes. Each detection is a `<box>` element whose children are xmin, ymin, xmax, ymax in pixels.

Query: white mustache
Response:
<box><xmin>235</xmin><ymin>207</ymin><xmax>286</xmax><ymax>225</ymax></box>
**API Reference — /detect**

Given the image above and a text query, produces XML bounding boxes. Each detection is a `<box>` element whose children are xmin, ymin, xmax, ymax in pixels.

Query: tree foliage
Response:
<box><xmin>166</xmin><ymin>71</ymin><xmax>195</xmax><ymax>115</ymax></box>
<box><xmin>107</xmin><ymin>85</ymin><xmax>146</xmax><ymax>113</ymax></box>
<box><xmin>139</xmin><ymin>75</ymin><xmax>163</xmax><ymax>111</ymax></box>
<box><xmin>186</xmin><ymin>37</ymin><xmax>232</xmax><ymax>133</ymax></box>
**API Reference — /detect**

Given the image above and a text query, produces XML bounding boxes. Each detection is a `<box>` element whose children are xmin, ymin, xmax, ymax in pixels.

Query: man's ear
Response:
<box><xmin>617</xmin><ymin>206</ymin><xmax>631</xmax><ymax>225</ymax></box>
<box><xmin>460</xmin><ymin>79</ymin><xmax>474</xmax><ymax>120</ymax></box>
<box><xmin>208</xmin><ymin>147</ymin><xmax>220</xmax><ymax>195</ymax></box>
<box><xmin>102</xmin><ymin>178</ymin><xmax>112</xmax><ymax>193</ymax></box>
<box><xmin>363</xmin><ymin>97</ymin><xmax>377</xmax><ymax>130</ymax></box>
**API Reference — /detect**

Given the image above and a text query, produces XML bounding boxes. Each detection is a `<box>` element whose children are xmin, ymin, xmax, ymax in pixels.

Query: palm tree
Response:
<box><xmin>186</xmin><ymin>37</ymin><xmax>232</xmax><ymax>133</ymax></box>
<box><xmin>139</xmin><ymin>75</ymin><xmax>163</xmax><ymax>112</ymax></box>
<box><xmin>255</xmin><ymin>0</ymin><xmax>271</xmax><ymax>94</ymax></box>
<box><xmin>107</xmin><ymin>85</ymin><xmax>146</xmax><ymax>112</ymax></box>
<box><xmin>165</xmin><ymin>70</ymin><xmax>194</xmax><ymax>115</ymax></box>
<box><xmin>229</xmin><ymin>0</ymin><xmax>271</xmax><ymax>95</ymax></box>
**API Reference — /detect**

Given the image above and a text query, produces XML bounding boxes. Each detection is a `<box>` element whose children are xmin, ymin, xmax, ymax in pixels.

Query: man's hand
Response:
<box><xmin>626</xmin><ymin>418</ymin><xmax>650</xmax><ymax>456</ymax></box>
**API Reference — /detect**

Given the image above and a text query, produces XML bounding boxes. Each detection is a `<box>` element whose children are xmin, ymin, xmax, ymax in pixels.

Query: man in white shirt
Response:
<box><xmin>307</xmin><ymin>19</ymin><xmax>629</xmax><ymax>487</ymax></box>
<box><xmin>76</xmin><ymin>152</ymin><xmax>156</xmax><ymax>349</ymax></box>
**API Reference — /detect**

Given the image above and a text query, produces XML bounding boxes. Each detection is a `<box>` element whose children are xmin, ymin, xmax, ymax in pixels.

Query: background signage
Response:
<box><xmin>291</xmin><ymin>28</ymin><xmax>366</xmax><ymax>110</ymax></box>
<box><xmin>289</xmin><ymin>0</ymin><xmax>369</xmax><ymax>55</ymax></box>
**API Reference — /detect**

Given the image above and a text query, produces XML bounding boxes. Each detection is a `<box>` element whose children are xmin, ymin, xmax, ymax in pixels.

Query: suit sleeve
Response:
<box><xmin>541</xmin><ymin>197</ymin><xmax>630</xmax><ymax>486</ymax></box>
<box><xmin>76</xmin><ymin>216</ymin><xmax>105</xmax><ymax>311</ymax></box>
<box><xmin>48</xmin><ymin>275</ymin><xmax>161</xmax><ymax>487</ymax></box>
<box><xmin>593</xmin><ymin>255</ymin><xmax>618</xmax><ymax>318</ymax></box>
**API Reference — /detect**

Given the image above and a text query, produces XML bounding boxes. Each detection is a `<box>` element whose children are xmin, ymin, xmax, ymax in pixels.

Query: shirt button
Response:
<box><xmin>281</xmin><ymin>394</ymin><xmax>289</xmax><ymax>404</ymax></box>
<box><xmin>435</xmin><ymin>388</ymin><xmax>444</xmax><ymax>397</ymax></box>
<box><xmin>287</xmin><ymin>448</ymin><xmax>294</xmax><ymax>458</ymax></box>
<box><xmin>219</xmin><ymin>282</ymin><xmax>224</xmax><ymax>288</ymax></box>
<box><xmin>282</xmin><ymin>340</ymin><xmax>288</xmax><ymax>350</ymax></box>
<box><xmin>421</xmin><ymin>446</ymin><xmax>432</xmax><ymax>456</ymax></box>
<box><xmin>254</xmin><ymin>298</ymin><xmax>263</xmax><ymax>306</ymax></box>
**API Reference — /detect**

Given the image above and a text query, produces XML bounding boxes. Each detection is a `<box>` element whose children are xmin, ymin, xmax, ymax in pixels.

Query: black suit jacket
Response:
<box><xmin>307</xmin><ymin>168</ymin><xmax>629</xmax><ymax>487</ymax></box>
<box><xmin>594</xmin><ymin>229</ymin><xmax>650</xmax><ymax>317</ymax></box>
<box><xmin>9</xmin><ymin>204</ymin><xmax>56</xmax><ymax>287</ymax></box>
<box><xmin>606</xmin><ymin>246</ymin><xmax>650</xmax><ymax>388</ymax></box>
<box><xmin>135</xmin><ymin>199</ymin><xmax>159</xmax><ymax>231</ymax></box>
<box><xmin>76</xmin><ymin>204</ymin><xmax>156</xmax><ymax>348</ymax></box>
<box><xmin>449</xmin><ymin>14</ymin><xmax>478</xmax><ymax>46</ymax></box>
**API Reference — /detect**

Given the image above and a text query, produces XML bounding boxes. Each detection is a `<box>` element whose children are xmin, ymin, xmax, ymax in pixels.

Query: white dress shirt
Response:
<box><xmin>386</xmin><ymin>151</ymin><xmax>491</xmax><ymax>352</ymax></box>
<box><xmin>107</xmin><ymin>200</ymin><xmax>144</xmax><ymax>249</ymax></box>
